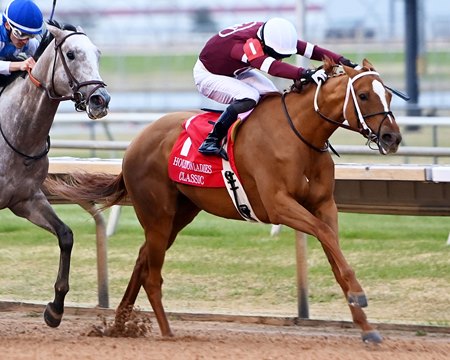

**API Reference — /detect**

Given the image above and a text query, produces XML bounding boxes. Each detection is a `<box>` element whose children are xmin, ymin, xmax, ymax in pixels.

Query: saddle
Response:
<box><xmin>168</xmin><ymin>111</ymin><xmax>261</xmax><ymax>222</ymax></box>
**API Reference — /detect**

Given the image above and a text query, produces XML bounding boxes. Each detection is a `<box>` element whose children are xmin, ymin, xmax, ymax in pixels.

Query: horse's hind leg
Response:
<box><xmin>116</xmin><ymin>226</ymin><xmax>178</xmax><ymax>337</ymax></box>
<box><xmin>114</xmin><ymin>243</ymin><xmax>148</xmax><ymax>329</ymax></box>
<box><xmin>10</xmin><ymin>192</ymin><xmax>73</xmax><ymax>328</ymax></box>
<box><xmin>115</xmin><ymin>197</ymin><xmax>200</xmax><ymax>337</ymax></box>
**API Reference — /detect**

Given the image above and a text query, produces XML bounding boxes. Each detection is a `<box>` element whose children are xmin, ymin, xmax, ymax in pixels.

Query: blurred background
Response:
<box><xmin>24</xmin><ymin>0</ymin><xmax>450</xmax><ymax>114</ymax></box>
<box><xmin>2</xmin><ymin>0</ymin><xmax>445</xmax><ymax>164</ymax></box>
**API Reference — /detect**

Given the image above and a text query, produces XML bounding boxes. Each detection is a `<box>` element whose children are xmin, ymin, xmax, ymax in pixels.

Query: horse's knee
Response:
<box><xmin>57</xmin><ymin>225</ymin><xmax>73</xmax><ymax>252</ymax></box>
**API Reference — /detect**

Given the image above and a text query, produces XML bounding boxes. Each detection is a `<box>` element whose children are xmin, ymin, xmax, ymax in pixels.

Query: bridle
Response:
<box><xmin>27</xmin><ymin>31</ymin><xmax>107</xmax><ymax>112</ymax></box>
<box><xmin>282</xmin><ymin>69</ymin><xmax>394</xmax><ymax>154</ymax></box>
<box><xmin>0</xmin><ymin>30</ymin><xmax>106</xmax><ymax>163</ymax></box>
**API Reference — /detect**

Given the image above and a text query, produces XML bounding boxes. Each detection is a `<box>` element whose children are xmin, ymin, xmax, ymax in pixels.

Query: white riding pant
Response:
<box><xmin>193</xmin><ymin>59</ymin><xmax>278</xmax><ymax>105</ymax></box>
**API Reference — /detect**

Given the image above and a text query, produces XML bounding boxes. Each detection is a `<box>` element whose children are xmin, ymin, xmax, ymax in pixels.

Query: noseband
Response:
<box><xmin>282</xmin><ymin>70</ymin><xmax>394</xmax><ymax>153</ymax></box>
<box><xmin>28</xmin><ymin>31</ymin><xmax>107</xmax><ymax>112</ymax></box>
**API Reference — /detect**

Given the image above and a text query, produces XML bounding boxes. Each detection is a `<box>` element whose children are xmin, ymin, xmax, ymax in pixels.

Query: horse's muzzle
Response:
<box><xmin>378</xmin><ymin>130</ymin><xmax>402</xmax><ymax>155</ymax></box>
<box><xmin>87</xmin><ymin>87</ymin><xmax>111</xmax><ymax>120</ymax></box>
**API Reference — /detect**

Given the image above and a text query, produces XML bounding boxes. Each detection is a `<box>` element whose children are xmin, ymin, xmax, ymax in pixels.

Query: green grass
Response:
<box><xmin>0</xmin><ymin>205</ymin><xmax>448</xmax><ymax>325</ymax></box>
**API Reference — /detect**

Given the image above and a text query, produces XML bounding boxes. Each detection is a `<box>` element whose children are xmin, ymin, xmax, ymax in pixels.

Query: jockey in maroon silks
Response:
<box><xmin>194</xmin><ymin>17</ymin><xmax>359</xmax><ymax>159</ymax></box>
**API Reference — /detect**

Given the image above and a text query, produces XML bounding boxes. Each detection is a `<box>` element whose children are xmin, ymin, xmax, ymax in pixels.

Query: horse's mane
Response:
<box><xmin>0</xmin><ymin>20</ymin><xmax>77</xmax><ymax>90</ymax></box>
<box><xmin>289</xmin><ymin>57</ymin><xmax>344</xmax><ymax>94</ymax></box>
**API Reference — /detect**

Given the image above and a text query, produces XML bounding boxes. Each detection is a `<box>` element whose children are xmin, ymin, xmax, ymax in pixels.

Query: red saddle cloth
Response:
<box><xmin>168</xmin><ymin>112</ymin><xmax>238</xmax><ymax>188</ymax></box>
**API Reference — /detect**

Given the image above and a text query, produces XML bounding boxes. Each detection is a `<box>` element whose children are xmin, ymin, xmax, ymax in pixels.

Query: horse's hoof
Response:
<box><xmin>362</xmin><ymin>330</ymin><xmax>383</xmax><ymax>344</ymax></box>
<box><xmin>44</xmin><ymin>302</ymin><xmax>63</xmax><ymax>328</ymax></box>
<box><xmin>348</xmin><ymin>292</ymin><xmax>368</xmax><ymax>308</ymax></box>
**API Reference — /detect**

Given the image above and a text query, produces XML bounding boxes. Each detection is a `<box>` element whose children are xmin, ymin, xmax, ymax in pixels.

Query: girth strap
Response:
<box><xmin>221</xmin><ymin>158</ymin><xmax>262</xmax><ymax>223</ymax></box>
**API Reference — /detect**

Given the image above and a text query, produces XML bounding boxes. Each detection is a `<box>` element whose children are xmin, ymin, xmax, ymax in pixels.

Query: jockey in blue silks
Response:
<box><xmin>0</xmin><ymin>0</ymin><xmax>43</xmax><ymax>76</ymax></box>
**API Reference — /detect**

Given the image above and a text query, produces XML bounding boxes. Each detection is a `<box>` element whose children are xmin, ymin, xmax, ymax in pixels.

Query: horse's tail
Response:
<box><xmin>43</xmin><ymin>172</ymin><xmax>127</xmax><ymax>211</ymax></box>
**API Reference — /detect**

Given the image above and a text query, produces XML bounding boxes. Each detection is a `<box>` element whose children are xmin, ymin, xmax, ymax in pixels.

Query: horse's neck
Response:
<box><xmin>286</xmin><ymin>77</ymin><xmax>348</xmax><ymax>144</ymax></box>
<box><xmin>0</xmin><ymin>74</ymin><xmax>59</xmax><ymax>147</ymax></box>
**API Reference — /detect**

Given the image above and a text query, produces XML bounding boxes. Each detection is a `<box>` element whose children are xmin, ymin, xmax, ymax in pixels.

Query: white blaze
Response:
<box><xmin>372</xmin><ymin>80</ymin><xmax>393</xmax><ymax>123</ymax></box>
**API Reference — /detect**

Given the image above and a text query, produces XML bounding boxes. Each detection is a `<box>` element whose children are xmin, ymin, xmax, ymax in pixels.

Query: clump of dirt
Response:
<box><xmin>85</xmin><ymin>306</ymin><xmax>153</xmax><ymax>338</ymax></box>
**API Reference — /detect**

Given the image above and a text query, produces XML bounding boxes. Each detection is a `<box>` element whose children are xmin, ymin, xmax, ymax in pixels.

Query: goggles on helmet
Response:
<box><xmin>9</xmin><ymin>22</ymin><xmax>35</xmax><ymax>40</ymax></box>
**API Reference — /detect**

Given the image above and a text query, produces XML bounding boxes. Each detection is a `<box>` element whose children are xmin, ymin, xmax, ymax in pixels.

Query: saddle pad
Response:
<box><xmin>168</xmin><ymin>112</ymin><xmax>227</xmax><ymax>187</ymax></box>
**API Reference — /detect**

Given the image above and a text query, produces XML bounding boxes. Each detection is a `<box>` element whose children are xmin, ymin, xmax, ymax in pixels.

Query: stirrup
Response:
<box><xmin>218</xmin><ymin>147</ymin><xmax>228</xmax><ymax>161</ymax></box>
<box><xmin>198</xmin><ymin>139</ymin><xmax>220</xmax><ymax>155</ymax></box>
<box><xmin>198</xmin><ymin>139</ymin><xmax>228</xmax><ymax>161</ymax></box>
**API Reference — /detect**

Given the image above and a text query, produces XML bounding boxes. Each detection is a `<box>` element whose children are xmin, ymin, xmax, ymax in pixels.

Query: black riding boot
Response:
<box><xmin>198</xmin><ymin>108</ymin><xmax>237</xmax><ymax>159</ymax></box>
<box><xmin>198</xmin><ymin>98</ymin><xmax>257</xmax><ymax>160</ymax></box>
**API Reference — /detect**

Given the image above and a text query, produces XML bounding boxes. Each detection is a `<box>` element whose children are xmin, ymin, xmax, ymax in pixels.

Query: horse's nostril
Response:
<box><xmin>382</xmin><ymin>132</ymin><xmax>402</xmax><ymax>146</ymax></box>
<box><xmin>382</xmin><ymin>133</ymin><xmax>393</xmax><ymax>144</ymax></box>
<box><xmin>90</xmin><ymin>95</ymin><xmax>104</xmax><ymax>107</ymax></box>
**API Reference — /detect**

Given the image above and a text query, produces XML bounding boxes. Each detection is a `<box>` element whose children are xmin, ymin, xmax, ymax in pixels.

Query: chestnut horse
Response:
<box><xmin>44</xmin><ymin>59</ymin><xmax>401</xmax><ymax>343</ymax></box>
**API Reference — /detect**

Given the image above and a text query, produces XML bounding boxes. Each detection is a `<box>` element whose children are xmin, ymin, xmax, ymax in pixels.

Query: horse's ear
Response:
<box><xmin>47</xmin><ymin>24</ymin><xmax>65</xmax><ymax>41</ymax></box>
<box><xmin>342</xmin><ymin>64</ymin><xmax>359</xmax><ymax>77</ymax></box>
<box><xmin>322</xmin><ymin>56</ymin><xmax>335</xmax><ymax>75</ymax></box>
<box><xmin>362</xmin><ymin>58</ymin><xmax>376</xmax><ymax>71</ymax></box>
<box><xmin>76</xmin><ymin>26</ymin><xmax>84</xmax><ymax>33</ymax></box>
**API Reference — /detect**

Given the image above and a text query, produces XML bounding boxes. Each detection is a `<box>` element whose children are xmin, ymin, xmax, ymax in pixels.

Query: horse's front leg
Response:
<box><xmin>268</xmin><ymin>195</ymin><xmax>365</xmax><ymax>300</ymax></box>
<box><xmin>265</xmin><ymin>194</ymin><xmax>381</xmax><ymax>342</ymax></box>
<box><xmin>10</xmin><ymin>191</ymin><xmax>73</xmax><ymax>328</ymax></box>
<box><xmin>313</xmin><ymin>201</ymin><xmax>382</xmax><ymax>343</ymax></box>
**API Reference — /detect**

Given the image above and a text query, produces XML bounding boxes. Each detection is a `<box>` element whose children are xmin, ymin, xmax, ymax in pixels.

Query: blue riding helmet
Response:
<box><xmin>3</xmin><ymin>0</ymin><xmax>43</xmax><ymax>35</ymax></box>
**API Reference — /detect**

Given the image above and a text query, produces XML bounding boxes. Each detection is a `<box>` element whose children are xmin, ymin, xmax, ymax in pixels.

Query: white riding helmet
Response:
<box><xmin>258</xmin><ymin>18</ymin><xmax>298</xmax><ymax>56</ymax></box>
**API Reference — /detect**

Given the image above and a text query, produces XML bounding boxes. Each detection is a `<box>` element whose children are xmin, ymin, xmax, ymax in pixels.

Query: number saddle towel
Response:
<box><xmin>168</xmin><ymin>111</ymin><xmax>262</xmax><ymax>222</ymax></box>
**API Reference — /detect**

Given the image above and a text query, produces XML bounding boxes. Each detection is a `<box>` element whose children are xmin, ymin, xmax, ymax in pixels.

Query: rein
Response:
<box><xmin>0</xmin><ymin>121</ymin><xmax>50</xmax><ymax>162</ymax></box>
<box><xmin>281</xmin><ymin>91</ymin><xmax>333</xmax><ymax>154</ymax></box>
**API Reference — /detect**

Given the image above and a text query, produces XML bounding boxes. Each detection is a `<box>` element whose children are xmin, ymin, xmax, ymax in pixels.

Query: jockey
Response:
<box><xmin>195</xmin><ymin>17</ymin><xmax>359</xmax><ymax>159</ymax></box>
<box><xmin>0</xmin><ymin>0</ymin><xmax>43</xmax><ymax>76</ymax></box>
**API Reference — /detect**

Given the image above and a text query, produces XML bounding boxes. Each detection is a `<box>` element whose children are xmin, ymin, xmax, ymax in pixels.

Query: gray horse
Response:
<box><xmin>0</xmin><ymin>24</ymin><xmax>110</xmax><ymax>327</ymax></box>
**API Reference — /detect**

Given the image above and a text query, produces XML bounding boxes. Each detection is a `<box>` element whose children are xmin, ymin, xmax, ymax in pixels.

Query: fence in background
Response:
<box><xmin>50</xmin><ymin>113</ymin><xmax>450</xmax><ymax>162</ymax></box>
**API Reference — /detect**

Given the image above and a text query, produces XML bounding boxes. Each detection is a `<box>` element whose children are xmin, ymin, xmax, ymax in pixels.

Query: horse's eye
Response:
<box><xmin>66</xmin><ymin>51</ymin><xmax>75</xmax><ymax>60</ymax></box>
<box><xmin>359</xmin><ymin>93</ymin><xmax>368</xmax><ymax>101</ymax></box>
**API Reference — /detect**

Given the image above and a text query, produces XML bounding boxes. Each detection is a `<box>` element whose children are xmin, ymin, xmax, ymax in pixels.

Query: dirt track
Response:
<box><xmin>0</xmin><ymin>303</ymin><xmax>448</xmax><ymax>360</ymax></box>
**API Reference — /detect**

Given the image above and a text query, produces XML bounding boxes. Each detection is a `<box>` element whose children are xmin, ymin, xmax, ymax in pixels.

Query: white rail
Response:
<box><xmin>50</xmin><ymin>113</ymin><xmax>450</xmax><ymax>158</ymax></box>
<box><xmin>52</xmin><ymin>112</ymin><xmax>450</xmax><ymax>126</ymax></box>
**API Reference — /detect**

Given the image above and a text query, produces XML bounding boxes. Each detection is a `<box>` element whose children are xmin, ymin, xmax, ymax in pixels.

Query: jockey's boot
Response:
<box><xmin>198</xmin><ymin>108</ymin><xmax>236</xmax><ymax>160</ymax></box>
<box><xmin>198</xmin><ymin>98</ymin><xmax>257</xmax><ymax>160</ymax></box>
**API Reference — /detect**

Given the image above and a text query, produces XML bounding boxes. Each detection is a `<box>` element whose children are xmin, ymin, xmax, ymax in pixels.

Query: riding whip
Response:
<box><xmin>385</xmin><ymin>85</ymin><xmax>411</xmax><ymax>101</ymax></box>
<box><xmin>49</xmin><ymin>0</ymin><xmax>57</xmax><ymax>22</ymax></box>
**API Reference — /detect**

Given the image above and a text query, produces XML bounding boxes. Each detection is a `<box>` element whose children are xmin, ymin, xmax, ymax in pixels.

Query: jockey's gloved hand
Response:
<box><xmin>301</xmin><ymin>68</ymin><xmax>327</xmax><ymax>85</ymax></box>
<box><xmin>339</xmin><ymin>57</ymin><xmax>362</xmax><ymax>70</ymax></box>
<box><xmin>16</xmin><ymin>52</ymin><xmax>28</xmax><ymax>61</ymax></box>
